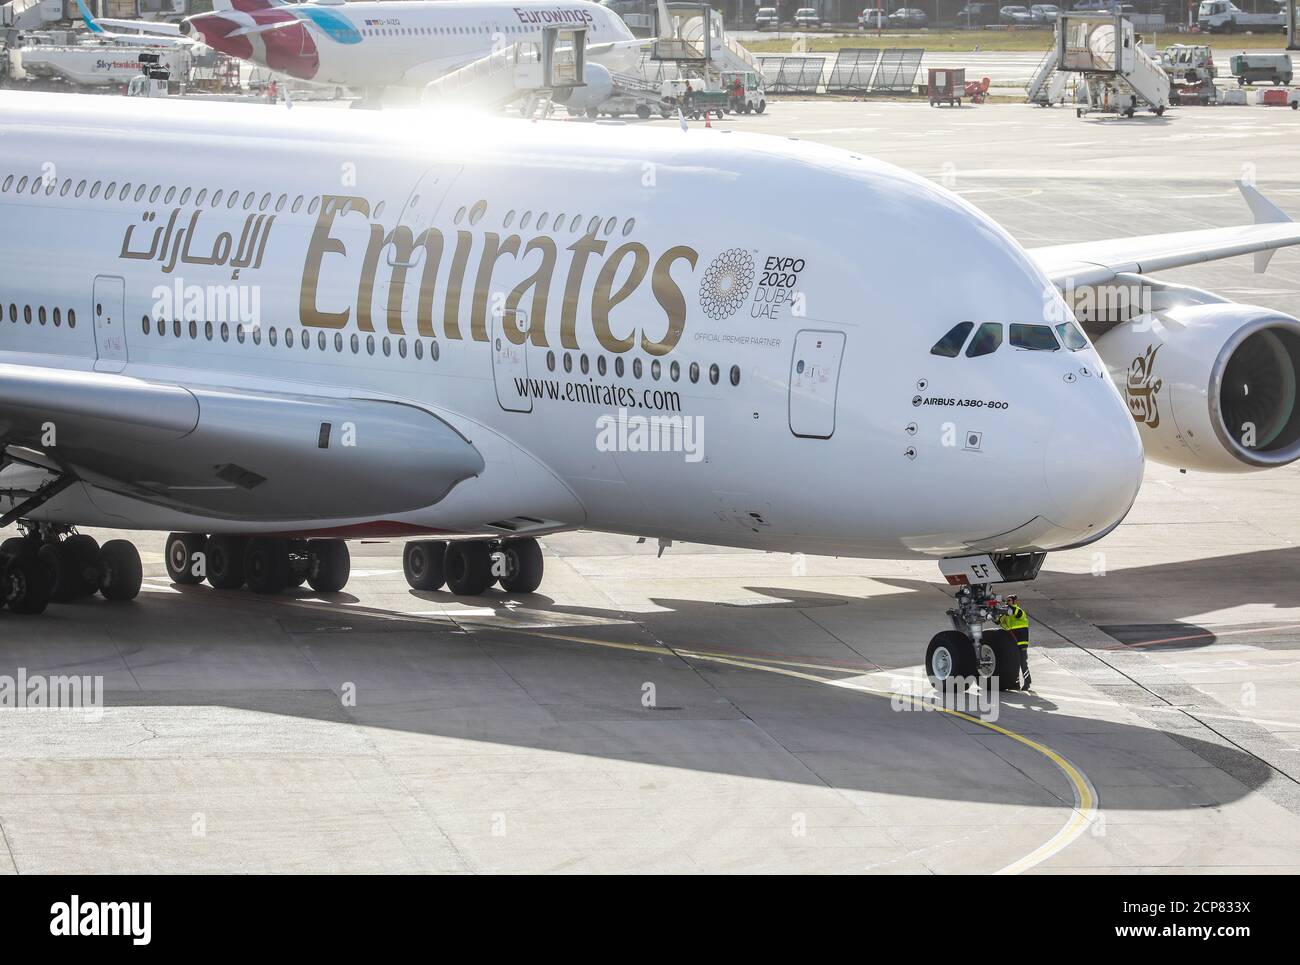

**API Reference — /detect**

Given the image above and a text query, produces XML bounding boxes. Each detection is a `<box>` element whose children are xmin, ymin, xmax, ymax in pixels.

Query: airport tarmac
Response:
<box><xmin>3</xmin><ymin>100</ymin><xmax>1300</xmax><ymax>874</ymax></box>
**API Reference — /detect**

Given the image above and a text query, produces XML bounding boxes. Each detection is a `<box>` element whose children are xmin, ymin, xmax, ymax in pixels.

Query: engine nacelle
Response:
<box><xmin>552</xmin><ymin>63</ymin><xmax>613</xmax><ymax>113</ymax></box>
<box><xmin>1095</xmin><ymin>303</ymin><xmax>1300</xmax><ymax>472</ymax></box>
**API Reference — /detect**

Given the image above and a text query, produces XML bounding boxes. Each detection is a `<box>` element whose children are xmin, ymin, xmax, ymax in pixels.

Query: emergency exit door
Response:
<box><xmin>788</xmin><ymin>330</ymin><xmax>845</xmax><ymax>439</ymax></box>
<box><xmin>92</xmin><ymin>275</ymin><xmax>128</xmax><ymax>372</ymax></box>
<box><xmin>491</xmin><ymin>311</ymin><xmax>532</xmax><ymax>413</ymax></box>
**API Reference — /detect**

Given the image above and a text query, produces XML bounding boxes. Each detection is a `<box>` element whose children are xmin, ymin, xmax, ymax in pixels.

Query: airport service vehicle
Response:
<box><xmin>859</xmin><ymin>8</ymin><xmax>888</xmax><ymax>28</ymax></box>
<box><xmin>722</xmin><ymin>69</ymin><xmax>766</xmax><ymax>113</ymax></box>
<box><xmin>793</xmin><ymin>8</ymin><xmax>822</xmax><ymax>28</ymax></box>
<box><xmin>890</xmin><ymin>7</ymin><xmax>929</xmax><ymax>26</ymax></box>
<box><xmin>1197</xmin><ymin>0</ymin><xmax>1288</xmax><ymax>32</ymax></box>
<box><xmin>183</xmin><ymin>0</ymin><xmax>643</xmax><ymax>104</ymax></box>
<box><xmin>5</xmin><ymin>94</ymin><xmax>1300</xmax><ymax>691</ymax></box>
<box><xmin>661</xmin><ymin>76</ymin><xmax>727</xmax><ymax>117</ymax></box>
<box><xmin>126</xmin><ymin>51</ymin><xmax>173</xmax><ymax>97</ymax></box>
<box><xmin>1161</xmin><ymin>43</ymin><xmax>1217</xmax><ymax>104</ymax></box>
<box><xmin>755</xmin><ymin>7</ymin><xmax>779</xmax><ymax>28</ymax></box>
<box><xmin>13</xmin><ymin>39</ymin><xmax>192</xmax><ymax>88</ymax></box>
<box><xmin>1231</xmin><ymin>52</ymin><xmax>1293</xmax><ymax>85</ymax></box>
<box><xmin>1000</xmin><ymin>5</ymin><xmax>1033</xmax><ymax>24</ymax></box>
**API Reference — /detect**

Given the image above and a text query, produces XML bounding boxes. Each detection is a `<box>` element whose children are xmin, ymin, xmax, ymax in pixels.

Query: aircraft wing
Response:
<box><xmin>94</xmin><ymin>17</ymin><xmax>183</xmax><ymax>35</ymax></box>
<box><xmin>1028</xmin><ymin>182</ymin><xmax>1300</xmax><ymax>289</ymax></box>
<box><xmin>0</xmin><ymin>363</ymin><xmax>484</xmax><ymax>521</ymax></box>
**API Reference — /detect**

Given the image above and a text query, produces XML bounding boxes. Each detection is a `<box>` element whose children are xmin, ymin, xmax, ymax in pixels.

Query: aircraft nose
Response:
<box><xmin>1041</xmin><ymin>393</ymin><xmax>1144</xmax><ymax>542</ymax></box>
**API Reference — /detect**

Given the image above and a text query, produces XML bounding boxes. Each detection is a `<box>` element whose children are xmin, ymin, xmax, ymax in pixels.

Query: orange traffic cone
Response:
<box><xmin>704</xmin><ymin>111</ymin><xmax>712</xmax><ymax>129</ymax></box>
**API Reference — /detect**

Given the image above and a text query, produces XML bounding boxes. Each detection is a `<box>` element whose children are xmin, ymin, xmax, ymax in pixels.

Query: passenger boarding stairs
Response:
<box><xmin>1026</xmin><ymin>47</ymin><xmax>1069</xmax><ymax>105</ymax></box>
<box><xmin>421</xmin><ymin>38</ymin><xmax>579</xmax><ymax>108</ymax></box>
<box><xmin>1056</xmin><ymin>14</ymin><xmax>1170</xmax><ymax>116</ymax></box>
<box><xmin>655</xmin><ymin>2</ymin><xmax>758</xmax><ymax>74</ymax></box>
<box><xmin>1</xmin><ymin>0</ymin><xmax>62</xmax><ymax>30</ymax></box>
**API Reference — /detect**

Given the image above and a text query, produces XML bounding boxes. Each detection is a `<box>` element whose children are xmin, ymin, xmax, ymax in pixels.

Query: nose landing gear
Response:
<box><xmin>926</xmin><ymin>567</ymin><xmax>1038</xmax><ymax>693</ymax></box>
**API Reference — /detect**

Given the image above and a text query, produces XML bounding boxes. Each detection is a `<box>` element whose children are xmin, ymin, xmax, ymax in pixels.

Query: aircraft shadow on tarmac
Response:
<box><xmin>9</xmin><ymin>550</ymin><xmax>1295</xmax><ymax>811</ymax></box>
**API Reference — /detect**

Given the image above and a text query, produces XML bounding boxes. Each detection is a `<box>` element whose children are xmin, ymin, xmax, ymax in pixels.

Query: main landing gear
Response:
<box><xmin>401</xmin><ymin>537</ymin><xmax>544</xmax><ymax>595</ymax></box>
<box><xmin>164</xmin><ymin>533</ymin><xmax>352</xmax><ymax>595</ymax></box>
<box><xmin>0</xmin><ymin>524</ymin><xmax>143</xmax><ymax>615</ymax></box>
<box><xmin>925</xmin><ymin>583</ymin><xmax>1027</xmax><ymax>692</ymax></box>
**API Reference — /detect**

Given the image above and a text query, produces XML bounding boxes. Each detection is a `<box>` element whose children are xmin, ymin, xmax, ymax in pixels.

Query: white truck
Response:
<box><xmin>1197</xmin><ymin>0</ymin><xmax>1289</xmax><ymax>33</ymax></box>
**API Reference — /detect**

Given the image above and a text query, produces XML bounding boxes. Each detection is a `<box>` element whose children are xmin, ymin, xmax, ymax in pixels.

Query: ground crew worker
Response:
<box><xmin>996</xmin><ymin>594</ymin><xmax>1031</xmax><ymax>688</ymax></box>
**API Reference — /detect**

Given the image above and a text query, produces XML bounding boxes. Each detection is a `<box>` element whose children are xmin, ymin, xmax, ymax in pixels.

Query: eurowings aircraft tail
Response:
<box><xmin>211</xmin><ymin>0</ymin><xmax>290</xmax><ymax>11</ymax></box>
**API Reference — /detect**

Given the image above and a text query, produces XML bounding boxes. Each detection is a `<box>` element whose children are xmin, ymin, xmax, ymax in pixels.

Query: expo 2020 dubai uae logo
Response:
<box><xmin>698</xmin><ymin>248</ymin><xmax>755</xmax><ymax>321</ymax></box>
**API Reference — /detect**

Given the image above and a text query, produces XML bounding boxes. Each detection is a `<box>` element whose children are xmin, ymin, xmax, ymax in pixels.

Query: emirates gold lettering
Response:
<box><xmin>299</xmin><ymin>198</ymin><xmax>696</xmax><ymax>356</ymax></box>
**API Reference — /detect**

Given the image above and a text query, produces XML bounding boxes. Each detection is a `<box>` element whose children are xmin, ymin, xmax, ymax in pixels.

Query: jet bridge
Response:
<box><xmin>1055</xmin><ymin>14</ymin><xmax>1170</xmax><ymax>117</ymax></box>
<box><xmin>421</xmin><ymin>25</ymin><xmax>585</xmax><ymax>109</ymax></box>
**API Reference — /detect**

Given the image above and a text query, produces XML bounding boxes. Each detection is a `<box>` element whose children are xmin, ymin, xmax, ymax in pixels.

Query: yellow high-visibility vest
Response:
<box><xmin>997</xmin><ymin>604</ymin><xmax>1029</xmax><ymax>641</ymax></box>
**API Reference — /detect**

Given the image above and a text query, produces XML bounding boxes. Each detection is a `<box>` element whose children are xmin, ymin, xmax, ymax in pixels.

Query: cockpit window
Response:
<box><xmin>966</xmin><ymin>322</ymin><xmax>1003</xmax><ymax>358</ymax></box>
<box><xmin>930</xmin><ymin>321</ymin><xmax>973</xmax><ymax>358</ymax></box>
<box><xmin>1054</xmin><ymin>321</ymin><xmax>1089</xmax><ymax>351</ymax></box>
<box><xmin>1009</xmin><ymin>323</ymin><xmax>1060</xmax><ymax>351</ymax></box>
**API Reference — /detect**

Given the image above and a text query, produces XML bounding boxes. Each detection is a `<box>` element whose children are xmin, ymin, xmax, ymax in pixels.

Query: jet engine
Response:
<box><xmin>1094</xmin><ymin>301</ymin><xmax>1300</xmax><ymax>472</ymax></box>
<box><xmin>552</xmin><ymin>62</ymin><xmax>614</xmax><ymax>114</ymax></box>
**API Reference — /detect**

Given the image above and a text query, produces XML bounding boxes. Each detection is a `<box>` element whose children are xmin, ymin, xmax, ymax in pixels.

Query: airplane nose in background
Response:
<box><xmin>1042</xmin><ymin>401</ymin><xmax>1145</xmax><ymax>542</ymax></box>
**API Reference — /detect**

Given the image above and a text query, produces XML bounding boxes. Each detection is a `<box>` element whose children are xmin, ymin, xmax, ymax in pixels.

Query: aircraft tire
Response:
<box><xmin>166</xmin><ymin>532</ymin><xmax>207</xmax><ymax>585</ymax></box>
<box><xmin>979</xmin><ymin>629</ymin><xmax>1027</xmax><ymax>691</ymax></box>
<box><xmin>403</xmin><ymin>540</ymin><xmax>446</xmax><ymax>591</ymax></box>
<box><xmin>205</xmin><ymin>535</ymin><xmax>247</xmax><ymax>589</ymax></box>
<box><xmin>445</xmin><ymin>541</ymin><xmax>493</xmax><ymax>596</ymax></box>
<box><xmin>98</xmin><ymin>539</ymin><xmax>142</xmax><ymax>602</ymax></box>
<box><xmin>38</xmin><ymin>541</ymin><xmax>82</xmax><ymax>603</ymax></box>
<box><xmin>65</xmin><ymin>534</ymin><xmax>101</xmax><ymax>597</ymax></box>
<box><xmin>925</xmin><ymin>630</ymin><xmax>975</xmax><ymax>690</ymax></box>
<box><xmin>244</xmin><ymin>538</ymin><xmax>290</xmax><ymax>595</ymax></box>
<box><xmin>497</xmin><ymin>538</ymin><xmax>543</xmax><ymax>594</ymax></box>
<box><xmin>3</xmin><ymin>553</ymin><xmax>50</xmax><ymax>614</ymax></box>
<box><xmin>307</xmin><ymin>539</ymin><xmax>350</xmax><ymax>593</ymax></box>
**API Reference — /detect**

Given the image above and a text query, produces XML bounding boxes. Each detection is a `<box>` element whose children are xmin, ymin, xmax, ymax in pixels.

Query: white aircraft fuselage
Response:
<box><xmin>182</xmin><ymin>0</ymin><xmax>638</xmax><ymax>89</ymax></box>
<box><xmin>0</xmin><ymin>92</ymin><xmax>1144</xmax><ymax>560</ymax></box>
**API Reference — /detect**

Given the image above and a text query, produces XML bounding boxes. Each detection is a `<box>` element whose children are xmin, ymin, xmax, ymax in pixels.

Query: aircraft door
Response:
<box><xmin>92</xmin><ymin>275</ymin><xmax>128</xmax><ymax>372</ymax></box>
<box><xmin>491</xmin><ymin>311</ymin><xmax>532</xmax><ymax>413</ymax></box>
<box><xmin>788</xmin><ymin>329</ymin><xmax>845</xmax><ymax>439</ymax></box>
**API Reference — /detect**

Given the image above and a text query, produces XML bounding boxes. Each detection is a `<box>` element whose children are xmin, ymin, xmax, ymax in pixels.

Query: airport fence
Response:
<box><xmin>755</xmin><ymin>48</ymin><xmax>926</xmax><ymax>95</ymax></box>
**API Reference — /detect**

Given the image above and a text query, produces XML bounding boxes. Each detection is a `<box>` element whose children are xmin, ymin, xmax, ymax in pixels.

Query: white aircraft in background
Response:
<box><xmin>3</xmin><ymin>93</ymin><xmax>1300</xmax><ymax>690</ymax></box>
<box><xmin>181</xmin><ymin>0</ymin><xmax>643</xmax><ymax>107</ymax></box>
<box><xmin>74</xmin><ymin>0</ymin><xmax>194</xmax><ymax>48</ymax></box>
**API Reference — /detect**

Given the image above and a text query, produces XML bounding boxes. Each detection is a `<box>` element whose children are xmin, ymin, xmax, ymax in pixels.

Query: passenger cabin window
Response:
<box><xmin>1009</xmin><ymin>323</ymin><xmax>1060</xmax><ymax>351</ymax></box>
<box><xmin>1055</xmin><ymin>321</ymin><xmax>1089</xmax><ymax>351</ymax></box>
<box><xmin>930</xmin><ymin>321</ymin><xmax>973</xmax><ymax>357</ymax></box>
<box><xmin>966</xmin><ymin>322</ymin><xmax>1003</xmax><ymax>358</ymax></box>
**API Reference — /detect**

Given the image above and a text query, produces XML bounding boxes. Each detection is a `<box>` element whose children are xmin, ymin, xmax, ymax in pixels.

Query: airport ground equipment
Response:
<box><xmin>927</xmin><ymin>67</ymin><xmax>965</xmax><ymax>106</ymax></box>
<box><xmin>965</xmin><ymin>75</ymin><xmax>991</xmax><ymax>103</ymax></box>
<box><xmin>1055</xmin><ymin>13</ymin><xmax>1170</xmax><ymax>117</ymax></box>
<box><xmin>1256</xmin><ymin>85</ymin><xmax>1300</xmax><ymax>106</ymax></box>
<box><xmin>1026</xmin><ymin>43</ymin><xmax>1071</xmax><ymax>104</ymax></box>
<box><xmin>420</xmin><ymin>25</ymin><xmax>586</xmax><ymax>110</ymax></box>
<box><xmin>126</xmin><ymin>51</ymin><xmax>171</xmax><ymax>97</ymax></box>
<box><xmin>1231</xmin><ymin>52</ymin><xmax>1293</xmax><ymax>86</ymax></box>
<box><xmin>721</xmin><ymin>69</ymin><xmax>765</xmax><ymax>113</ymax></box>
<box><xmin>12</xmin><ymin>37</ymin><xmax>191</xmax><ymax>88</ymax></box>
<box><xmin>661</xmin><ymin>76</ymin><xmax>726</xmax><ymax>118</ymax></box>
<box><xmin>1162</xmin><ymin>44</ymin><xmax>1217</xmax><ymax>105</ymax></box>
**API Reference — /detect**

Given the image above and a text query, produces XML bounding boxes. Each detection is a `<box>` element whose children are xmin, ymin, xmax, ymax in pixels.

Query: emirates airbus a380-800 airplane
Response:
<box><xmin>3</xmin><ymin>93</ymin><xmax>1300</xmax><ymax>688</ymax></box>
